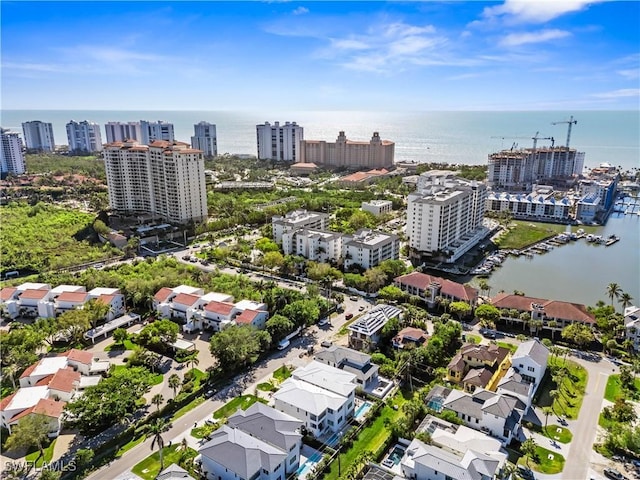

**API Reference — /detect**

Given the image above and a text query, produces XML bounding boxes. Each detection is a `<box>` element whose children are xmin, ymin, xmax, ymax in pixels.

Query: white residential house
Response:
<box><xmin>348</xmin><ymin>304</ymin><xmax>402</xmax><ymax>352</ymax></box>
<box><xmin>315</xmin><ymin>345</ymin><xmax>379</xmax><ymax>390</ymax></box>
<box><xmin>401</xmin><ymin>415</ymin><xmax>508</xmax><ymax>480</ymax></box>
<box><xmin>153</xmin><ymin>286</ymin><xmax>205</xmax><ymax>319</ymax></box>
<box><xmin>442</xmin><ymin>389</ymin><xmax>523</xmax><ymax>446</ymax></box>
<box><xmin>0</xmin><ymin>283</ymin><xmax>52</xmax><ymax>319</ymax></box>
<box><xmin>234</xmin><ymin>309</ymin><xmax>269</xmax><ymax>329</ymax></box>
<box><xmin>342</xmin><ymin>229</ymin><xmax>400</xmax><ymax>270</ymax></box>
<box><xmin>54</xmin><ymin>290</ymin><xmax>89</xmax><ymax>313</ymax></box>
<box><xmin>273</xmin><ymin>362</ymin><xmax>356</xmax><ymax>437</ymax></box>
<box><xmin>496</xmin><ymin>370</ymin><xmax>536</xmax><ymax>412</ymax></box>
<box><xmin>87</xmin><ymin>287</ymin><xmax>126</xmax><ymax>320</ymax></box>
<box><xmin>509</xmin><ymin>339</ymin><xmax>549</xmax><ymax>393</ymax></box>
<box><xmin>201</xmin><ymin>301</ymin><xmax>239</xmax><ymax>332</ymax></box>
<box><xmin>625</xmin><ymin>306</ymin><xmax>640</xmax><ymax>352</ymax></box>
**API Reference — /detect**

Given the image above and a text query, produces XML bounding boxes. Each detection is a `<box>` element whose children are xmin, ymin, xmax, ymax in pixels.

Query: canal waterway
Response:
<box><xmin>471</xmin><ymin>212</ymin><xmax>640</xmax><ymax>306</ymax></box>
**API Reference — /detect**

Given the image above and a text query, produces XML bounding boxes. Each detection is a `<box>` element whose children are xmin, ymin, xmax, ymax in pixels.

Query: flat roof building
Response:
<box><xmin>300</xmin><ymin>131</ymin><xmax>394</xmax><ymax>170</ymax></box>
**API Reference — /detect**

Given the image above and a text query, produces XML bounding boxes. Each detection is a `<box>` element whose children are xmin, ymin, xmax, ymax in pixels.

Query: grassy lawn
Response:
<box><xmin>542</xmin><ymin>425</ymin><xmax>573</xmax><ymax>443</ymax></box>
<box><xmin>172</xmin><ymin>397</ymin><xmax>205</xmax><ymax>420</ymax></box>
<box><xmin>494</xmin><ymin>221</ymin><xmax>600</xmax><ymax>250</ymax></box>
<box><xmin>186</xmin><ymin>368</ymin><xmax>206</xmax><ymax>390</ymax></box>
<box><xmin>25</xmin><ymin>439</ymin><xmax>56</xmax><ymax>467</ymax></box>
<box><xmin>131</xmin><ymin>444</ymin><xmax>197</xmax><ymax>480</ymax></box>
<box><xmin>464</xmin><ymin>334</ymin><xmax>482</xmax><ymax>344</ymax></box>
<box><xmin>272</xmin><ymin>365</ymin><xmax>292</xmax><ymax>382</ymax></box>
<box><xmin>535</xmin><ymin>357</ymin><xmax>587</xmax><ymax>420</ymax></box>
<box><xmin>604</xmin><ymin>375</ymin><xmax>640</xmax><ymax>402</ymax></box>
<box><xmin>116</xmin><ymin>435</ymin><xmax>146</xmax><ymax>457</ymax></box>
<box><xmin>112</xmin><ymin>364</ymin><xmax>163</xmax><ymax>385</ymax></box>
<box><xmin>104</xmin><ymin>339</ymin><xmax>137</xmax><ymax>351</ymax></box>
<box><xmin>324</xmin><ymin>393</ymin><xmax>408</xmax><ymax>480</ymax></box>
<box><xmin>599</xmin><ymin>412</ymin><xmax>616</xmax><ymax>429</ymax></box>
<box><xmin>257</xmin><ymin>382</ymin><xmax>277</xmax><ymax>392</ymax></box>
<box><xmin>213</xmin><ymin>395</ymin><xmax>260</xmax><ymax>420</ymax></box>
<box><xmin>496</xmin><ymin>341</ymin><xmax>518</xmax><ymax>353</ymax></box>
<box><xmin>518</xmin><ymin>446</ymin><xmax>565</xmax><ymax>474</ymax></box>
<box><xmin>191</xmin><ymin>422</ymin><xmax>221</xmax><ymax>439</ymax></box>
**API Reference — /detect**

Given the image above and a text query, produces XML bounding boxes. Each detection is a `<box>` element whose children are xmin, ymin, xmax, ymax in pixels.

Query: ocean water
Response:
<box><xmin>2</xmin><ymin>110</ymin><xmax>638</xmax><ymax>171</ymax></box>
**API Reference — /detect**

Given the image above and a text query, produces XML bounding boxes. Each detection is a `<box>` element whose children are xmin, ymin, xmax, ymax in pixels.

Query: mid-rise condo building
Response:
<box><xmin>191</xmin><ymin>121</ymin><xmax>217</xmax><ymax>157</ymax></box>
<box><xmin>66</xmin><ymin>120</ymin><xmax>103</xmax><ymax>153</ymax></box>
<box><xmin>0</xmin><ymin>128</ymin><xmax>26</xmax><ymax>176</ymax></box>
<box><xmin>342</xmin><ymin>229</ymin><xmax>400</xmax><ymax>270</ymax></box>
<box><xmin>21</xmin><ymin>121</ymin><xmax>55</xmax><ymax>152</ymax></box>
<box><xmin>256</xmin><ymin>121</ymin><xmax>303</xmax><ymax>162</ymax></box>
<box><xmin>272</xmin><ymin>210</ymin><xmax>329</xmax><ymax>244</ymax></box>
<box><xmin>407</xmin><ymin>171</ymin><xmax>487</xmax><ymax>263</ymax></box>
<box><xmin>104</xmin><ymin>140</ymin><xmax>208</xmax><ymax>224</ymax></box>
<box><xmin>299</xmin><ymin>131</ymin><xmax>394</xmax><ymax>169</ymax></box>
<box><xmin>140</xmin><ymin>120</ymin><xmax>175</xmax><ymax>144</ymax></box>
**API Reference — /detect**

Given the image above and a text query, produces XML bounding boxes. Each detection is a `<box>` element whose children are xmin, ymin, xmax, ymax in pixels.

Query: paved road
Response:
<box><xmin>87</xmin><ymin>291</ymin><xmax>370</xmax><ymax>480</ymax></box>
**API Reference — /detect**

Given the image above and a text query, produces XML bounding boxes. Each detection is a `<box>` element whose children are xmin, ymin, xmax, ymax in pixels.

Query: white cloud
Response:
<box><xmin>292</xmin><ymin>6</ymin><xmax>309</xmax><ymax>15</ymax></box>
<box><xmin>481</xmin><ymin>0</ymin><xmax>602</xmax><ymax>24</ymax></box>
<box><xmin>330</xmin><ymin>38</ymin><xmax>372</xmax><ymax>51</ymax></box>
<box><xmin>499</xmin><ymin>29</ymin><xmax>571</xmax><ymax>47</ymax></box>
<box><xmin>591</xmin><ymin>88</ymin><xmax>640</xmax><ymax>99</ymax></box>
<box><xmin>616</xmin><ymin>69</ymin><xmax>639</xmax><ymax>80</ymax></box>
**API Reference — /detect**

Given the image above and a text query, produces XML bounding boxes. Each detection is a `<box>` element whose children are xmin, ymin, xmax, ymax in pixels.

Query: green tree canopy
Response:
<box><xmin>474</xmin><ymin>304</ymin><xmax>501</xmax><ymax>323</ymax></box>
<box><xmin>255</xmin><ymin>237</ymin><xmax>280</xmax><ymax>253</ymax></box>
<box><xmin>449</xmin><ymin>301</ymin><xmax>472</xmax><ymax>321</ymax></box>
<box><xmin>265</xmin><ymin>314</ymin><xmax>295</xmax><ymax>343</ymax></box>
<box><xmin>137</xmin><ymin>319</ymin><xmax>179</xmax><ymax>353</ymax></box>
<box><xmin>209</xmin><ymin>325</ymin><xmax>271</xmax><ymax>369</ymax></box>
<box><xmin>561</xmin><ymin>323</ymin><xmax>595</xmax><ymax>348</ymax></box>
<box><xmin>281</xmin><ymin>299</ymin><xmax>321</xmax><ymax>327</ymax></box>
<box><xmin>5</xmin><ymin>414</ymin><xmax>52</xmax><ymax>457</ymax></box>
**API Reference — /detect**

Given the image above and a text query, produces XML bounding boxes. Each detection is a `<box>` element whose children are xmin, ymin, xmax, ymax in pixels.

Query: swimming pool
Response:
<box><xmin>354</xmin><ymin>401</ymin><xmax>373</xmax><ymax>420</ymax></box>
<box><xmin>296</xmin><ymin>452</ymin><xmax>323</xmax><ymax>477</ymax></box>
<box><xmin>386</xmin><ymin>445</ymin><xmax>405</xmax><ymax>465</ymax></box>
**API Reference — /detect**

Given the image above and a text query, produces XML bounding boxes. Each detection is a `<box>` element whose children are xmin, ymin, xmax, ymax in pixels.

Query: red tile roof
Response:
<box><xmin>205</xmin><ymin>301</ymin><xmax>236</xmax><ymax>315</ymax></box>
<box><xmin>56</xmin><ymin>291</ymin><xmax>88</xmax><ymax>303</ymax></box>
<box><xmin>19</xmin><ymin>363</ymin><xmax>38</xmax><ymax>379</ymax></box>
<box><xmin>394</xmin><ymin>327</ymin><xmax>428</xmax><ymax>344</ymax></box>
<box><xmin>48</xmin><ymin>367</ymin><xmax>80</xmax><ymax>393</ymax></box>
<box><xmin>97</xmin><ymin>294</ymin><xmax>117</xmax><ymax>305</ymax></box>
<box><xmin>235</xmin><ymin>310</ymin><xmax>262</xmax><ymax>324</ymax></box>
<box><xmin>395</xmin><ymin>272</ymin><xmax>478</xmax><ymax>303</ymax></box>
<box><xmin>172</xmin><ymin>293</ymin><xmax>201</xmax><ymax>306</ymax></box>
<box><xmin>154</xmin><ymin>287</ymin><xmax>174</xmax><ymax>303</ymax></box>
<box><xmin>0</xmin><ymin>287</ymin><xmax>18</xmax><ymax>301</ymax></box>
<box><xmin>35</xmin><ymin>374</ymin><xmax>55</xmax><ymax>387</ymax></box>
<box><xmin>11</xmin><ymin>398</ymin><xmax>66</xmax><ymax>422</ymax></box>
<box><xmin>0</xmin><ymin>392</ymin><xmax>17</xmax><ymax>411</ymax></box>
<box><xmin>491</xmin><ymin>293</ymin><xmax>595</xmax><ymax>323</ymax></box>
<box><xmin>63</xmin><ymin>349</ymin><xmax>93</xmax><ymax>365</ymax></box>
<box><xmin>19</xmin><ymin>289</ymin><xmax>50</xmax><ymax>300</ymax></box>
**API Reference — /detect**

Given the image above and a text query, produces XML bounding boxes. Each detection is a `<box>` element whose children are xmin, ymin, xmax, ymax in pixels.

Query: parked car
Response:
<box><xmin>321</xmin><ymin>340</ymin><xmax>332</xmax><ymax>348</ymax></box>
<box><xmin>318</xmin><ymin>318</ymin><xmax>330</xmax><ymax>326</ymax></box>
<box><xmin>349</xmin><ymin>296</ymin><xmax>359</xmax><ymax>301</ymax></box>
<box><xmin>517</xmin><ymin>466</ymin><xmax>535</xmax><ymax>480</ymax></box>
<box><xmin>277</xmin><ymin>339</ymin><xmax>290</xmax><ymax>351</ymax></box>
<box><xmin>358</xmin><ymin>306</ymin><xmax>365</xmax><ymax>311</ymax></box>
<box><xmin>345</xmin><ymin>313</ymin><xmax>354</xmax><ymax>320</ymax></box>
<box><xmin>604</xmin><ymin>467</ymin><xmax>627</xmax><ymax>480</ymax></box>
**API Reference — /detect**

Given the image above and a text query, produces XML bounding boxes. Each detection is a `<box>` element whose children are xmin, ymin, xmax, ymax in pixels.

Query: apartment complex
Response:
<box><xmin>487</xmin><ymin>146</ymin><xmax>585</xmax><ymax>191</ymax></box>
<box><xmin>66</xmin><ymin>120</ymin><xmax>103</xmax><ymax>153</ymax></box>
<box><xmin>191</xmin><ymin>121</ymin><xmax>217</xmax><ymax>157</ymax></box>
<box><xmin>299</xmin><ymin>131</ymin><xmax>394</xmax><ymax>169</ymax></box>
<box><xmin>272</xmin><ymin>210</ymin><xmax>329</xmax><ymax>244</ymax></box>
<box><xmin>22</xmin><ymin>121</ymin><xmax>56</xmax><ymax>152</ymax></box>
<box><xmin>104</xmin><ymin>140</ymin><xmax>208</xmax><ymax>224</ymax></box>
<box><xmin>576</xmin><ymin>170</ymin><xmax>619</xmax><ymax>222</ymax></box>
<box><xmin>256</xmin><ymin>121</ymin><xmax>303</xmax><ymax>162</ymax></box>
<box><xmin>0</xmin><ymin>128</ymin><xmax>26</xmax><ymax>176</ymax></box>
<box><xmin>485</xmin><ymin>185</ymin><xmax>573</xmax><ymax>222</ymax></box>
<box><xmin>140</xmin><ymin>120</ymin><xmax>174</xmax><ymax>144</ymax></box>
<box><xmin>342</xmin><ymin>229</ymin><xmax>400</xmax><ymax>270</ymax></box>
<box><xmin>407</xmin><ymin>171</ymin><xmax>487</xmax><ymax>263</ymax></box>
<box><xmin>394</xmin><ymin>271</ymin><xmax>478</xmax><ymax>308</ymax></box>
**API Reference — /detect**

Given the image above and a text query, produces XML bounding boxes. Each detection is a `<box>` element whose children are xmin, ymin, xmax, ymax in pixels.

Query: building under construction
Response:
<box><xmin>487</xmin><ymin>146</ymin><xmax>585</xmax><ymax>191</ymax></box>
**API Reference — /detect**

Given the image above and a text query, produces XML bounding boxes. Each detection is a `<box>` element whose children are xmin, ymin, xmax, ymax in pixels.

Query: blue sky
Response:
<box><xmin>2</xmin><ymin>1</ymin><xmax>639</xmax><ymax>111</ymax></box>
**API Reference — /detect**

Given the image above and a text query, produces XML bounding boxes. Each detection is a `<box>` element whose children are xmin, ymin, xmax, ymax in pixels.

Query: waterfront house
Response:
<box><xmin>394</xmin><ymin>271</ymin><xmax>478</xmax><ymax>308</ymax></box>
<box><xmin>491</xmin><ymin>292</ymin><xmax>596</xmax><ymax>334</ymax></box>
<box><xmin>508</xmin><ymin>339</ymin><xmax>549</xmax><ymax>392</ymax></box>
<box><xmin>625</xmin><ymin>306</ymin><xmax>640</xmax><ymax>352</ymax></box>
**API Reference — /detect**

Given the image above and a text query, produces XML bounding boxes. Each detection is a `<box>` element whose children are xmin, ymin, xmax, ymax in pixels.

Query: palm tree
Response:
<box><xmin>549</xmin><ymin>389</ymin><xmax>559</xmax><ymax>414</ymax></box>
<box><xmin>542</xmin><ymin>406</ymin><xmax>553</xmax><ymax>430</ymax></box>
<box><xmin>520</xmin><ymin>438</ymin><xmax>538</xmax><ymax>467</ymax></box>
<box><xmin>151</xmin><ymin>393</ymin><xmax>164</xmax><ymax>412</ymax></box>
<box><xmin>187</xmin><ymin>352</ymin><xmax>200</xmax><ymax>372</ymax></box>
<box><xmin>148</xmin><ymin>418</ymin><xmax>170</xmax><ymax>472</ymax></box>
<box><xmin>607</xmin><ymin>283</ymin><xmax>623</xmax><ymax>309</ymax></box>
<box><xmin>620</xmin><ymin>292</ymin><xmax>634</xmax><ymax>312</ymax></box>
<box><xmin>168</xmin><ymin>373</ymin><xmax>181</xmax><ymax>399</ymax></box>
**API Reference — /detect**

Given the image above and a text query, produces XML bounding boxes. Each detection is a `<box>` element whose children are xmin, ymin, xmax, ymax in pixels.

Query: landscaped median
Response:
<box><xmin>518</xmin><ymin>444</ymin><xmax>565</xmax><ymax>475</ymax></box>
<box><xmin>131</xmin><ymin>444</ymin><xmax>198</xmax><ymax>480</ymax></box>
<box><xmin>535</xmin><ymin>356</ymin><xmax>588</xmax><ymax>420</ymax></box>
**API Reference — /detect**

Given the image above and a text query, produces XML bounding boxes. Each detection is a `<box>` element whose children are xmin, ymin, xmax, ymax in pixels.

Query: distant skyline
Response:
<box><xmin>2</xmin><ymin>1</ymin><xmax>639</xmax><ymax>111</ymax></box>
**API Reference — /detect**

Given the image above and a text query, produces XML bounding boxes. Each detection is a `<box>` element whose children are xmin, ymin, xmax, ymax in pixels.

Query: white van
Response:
<box><xmin>277</xmin><ymin>339</ymin><xmax>290</xmax><ymax>350</ymax></box>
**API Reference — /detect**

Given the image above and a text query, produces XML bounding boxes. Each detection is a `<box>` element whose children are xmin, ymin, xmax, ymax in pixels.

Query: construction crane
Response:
<box><xmin>531</xmin><ymin>131</ymin><xmax>555</xmax><ymax>149</ymax></box>
<box><xmin>491</xmin><ymin>132</ymin><xmax>554</xmax><ymax>150</ymax></box>
<box><xmin>551</xmin><ymin>115</ymin><xmax>577</xmax><ymax>150</ymax></box>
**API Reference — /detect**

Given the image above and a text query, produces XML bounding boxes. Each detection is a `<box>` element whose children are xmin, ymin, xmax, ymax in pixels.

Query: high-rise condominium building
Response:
<box><xmin>299</xmin><ymin>131</ymin><xmax>394</xmax><ymax>169</ymax></box>
<box><xmin>191</xmin><ymin>122</ymin><xmax>217</xmax><ymax>157</ymax></box>
<box><xmin>487</xmin><ymin>147</ymin><xmax>585</xmax><ymax>191</ymax></box>
<box><xmin>407</xmin><ymin>171</ymin><xmax>487</xmax><ymax>263</ymax></box>
<box><xmin>256</xmin><ymin>121</ymin><xmax>303</xmax><ymax>162</ymax></box>
<box><xmin>104</xmin><ymin>122</ymin><xmax>143</xmax><ymax>143</ymax></box>
<box><xmin>66</xmin><ymin>120</ymin><xmax>103</xmax><ymax>153</ymax></box>
<box><xmin>22</xmin><ymin>121</ymin><xmax>55</xmax><ymax>152</ymax></box>
<box><xmin>0</xmin><ymin>128</ymin><xmax>26</xmax><ymax>176</ymax></box>
<box><xmin>140</xmin><ymin>120</ymin><xmax>174</xmax><ymax>144</ymax></box>
<box><xmin>104</xmin><ymin>140</ymin><xmax>208</xmax><ymax>224</ymax></box>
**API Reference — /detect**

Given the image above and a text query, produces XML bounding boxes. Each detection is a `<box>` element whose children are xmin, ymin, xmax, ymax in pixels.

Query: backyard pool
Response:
<box><xmin>354</xmin><ymin>400</ymin><xmax>373</xmax><ymax>421</ymax></box>
<box><xmin>381</xmin><ymin>445</ymin><xmax>406</xmax><ymax>468</ymax></box>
